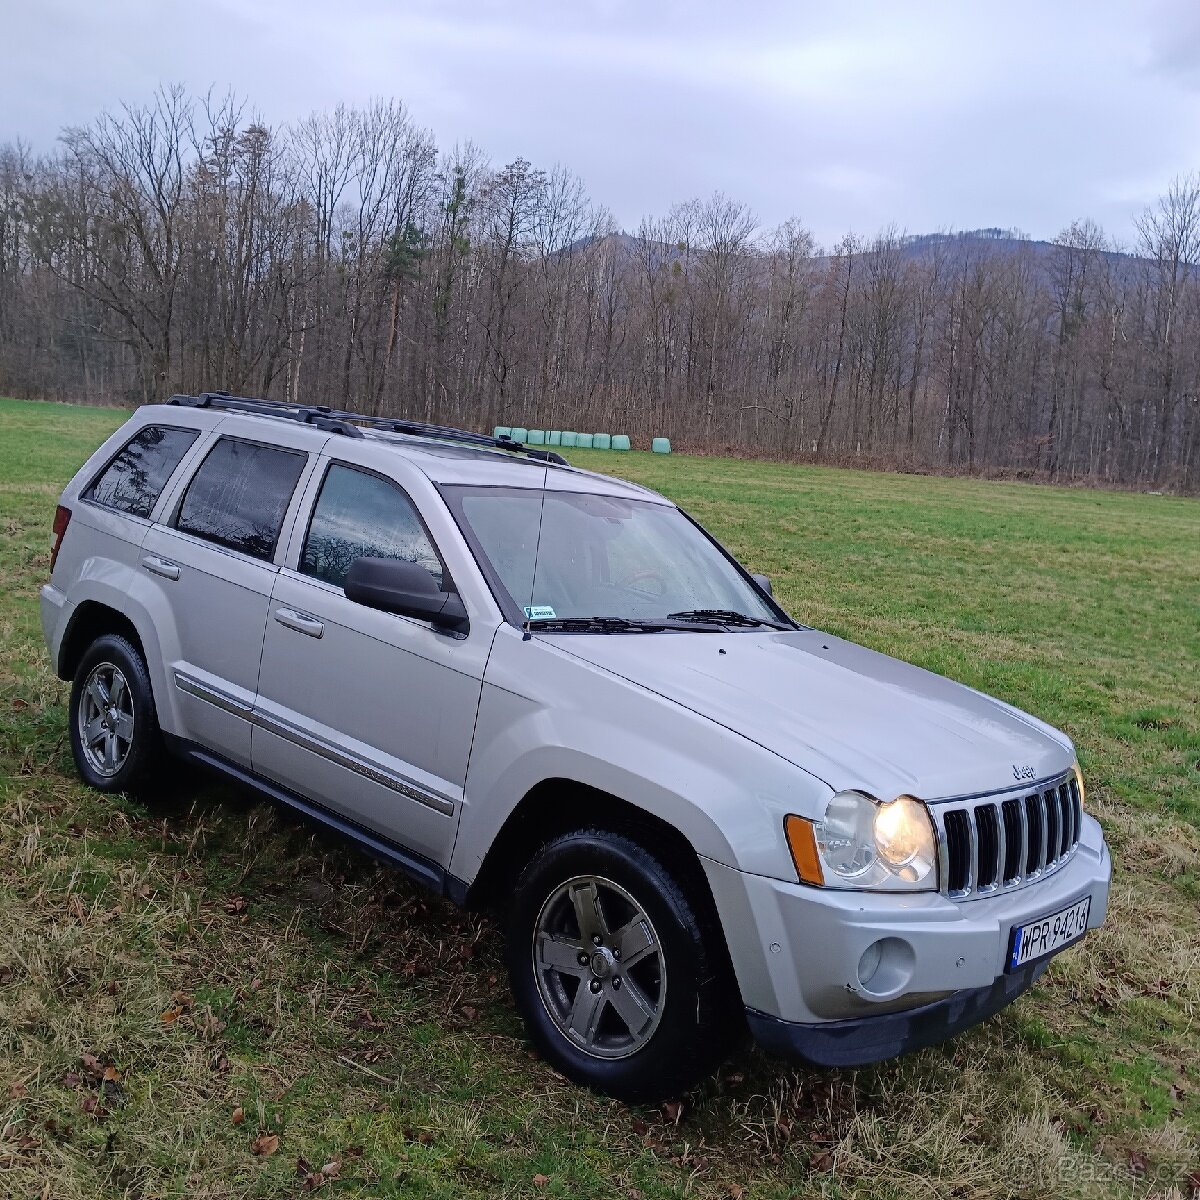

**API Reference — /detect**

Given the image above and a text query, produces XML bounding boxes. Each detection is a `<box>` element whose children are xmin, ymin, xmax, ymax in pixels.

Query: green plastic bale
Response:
<box><xmin>510</xmin><ymin>427</ymin><xmax>528</xmax><ymax>443</ymax></box>
<box><xmin>592</xmin><ymin>433</ymin><xmax>612</xmax><ymax>450</ymax></box>
<box><xmin>493</xmin><ymin>426</ymin><xmax>512</xmax><ymax>440</ymax></box>
<box><xmin>560</xmin><ymin>432</ymin><xmax>577</xmax><ymax>447</ymax></box>
<box><xmin>652</xmin><ymin>437</ymin><xmax>672</xmax><ymax>454</ymax></box>
<box><xmin>611</xmin><ymin>434</ymin><xmax>631</xmax><ymax>451</ymax></box>
<box><xmin>527</xmin><ymin>429</ymin><xmax>546</xmax><ymax>444</ymax></box>
<box><xmin>575</xmin><ymin>433</ymin><xmax>593</xmax><ymax>449</ymax></box>
<box><xmin>547</xmin><ymin>431</ymin><xmax>562</xmax><ymax>446</ymax></box>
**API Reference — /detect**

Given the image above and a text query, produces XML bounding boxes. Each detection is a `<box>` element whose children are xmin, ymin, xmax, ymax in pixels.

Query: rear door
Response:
<box><xmin>252</xmin><ymin>448</ymin><xmax>498</xmax><ymax>866</ymax></box>
<box><xmin>141</xmin><ymin>418</ymin><xmax>322</xmax><ymax>765</ymax></box>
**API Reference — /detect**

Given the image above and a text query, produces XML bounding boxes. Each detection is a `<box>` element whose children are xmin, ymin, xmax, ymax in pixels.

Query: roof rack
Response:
<box><xmin>166</xmin><ymin>392</ymin><xmax>570</xmax><ymax>466</ymax></box>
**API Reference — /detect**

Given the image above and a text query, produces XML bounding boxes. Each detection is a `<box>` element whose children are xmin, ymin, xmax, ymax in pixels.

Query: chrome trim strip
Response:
<box><xmin>927</xmin><ymin>768</ymin><xmax>1076</xmax><ymax>805</ymax></box>
<box><xmin>173</xmin><ymin>669</ymin><xmax>455</xmax><ymax>816</ymax></box>
<box><xmin>251</xmin><ymin>708</ymin><xmax>456</xmax><ymax>816</ymax></box>
<box><xmin>174</xmin><ymin>669</ymin><xmax>254</xmax><ymax>718</ymax></box>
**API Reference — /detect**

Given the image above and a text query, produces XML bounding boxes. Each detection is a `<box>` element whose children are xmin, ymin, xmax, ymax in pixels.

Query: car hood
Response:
<box><xmin>548</xmin><ymin>628</ymin><xmax>1073</xmax><ymax>801</ymax></box>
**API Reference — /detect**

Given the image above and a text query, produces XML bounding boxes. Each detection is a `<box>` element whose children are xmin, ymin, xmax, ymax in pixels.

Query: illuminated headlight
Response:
<box><xmin>787</xmin><ymin>791</ymin><xmax>938</xmax><ymax>891</ymax></box>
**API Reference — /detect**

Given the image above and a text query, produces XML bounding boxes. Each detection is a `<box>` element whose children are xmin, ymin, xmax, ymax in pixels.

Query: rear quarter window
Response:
<box><xmin>84</xmin><ymin>425</ymin><xmax>200</xmax><ymax>518</ymax></box>
<box><xmin>175</xmin><ymin>437</ymin><xmax>306</xmax><ymax>560</ymax></box>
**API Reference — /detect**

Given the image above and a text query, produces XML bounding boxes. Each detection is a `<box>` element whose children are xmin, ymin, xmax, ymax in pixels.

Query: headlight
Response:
<box><xmin>786</xmin><ymin>791</ymin><xmax>938</xmax><ymax>891</ymax></box>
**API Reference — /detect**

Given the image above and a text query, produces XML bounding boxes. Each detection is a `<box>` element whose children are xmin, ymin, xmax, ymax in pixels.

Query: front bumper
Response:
<box><xmin>746</xmin><ymin>959</ymin><xmax>1049</xmax><ymax>1067</ymax></box>
<box><xmin>703</xmin><ymin>813</ymin><xmax>1111</xmax><ymax>1063</ymax></box>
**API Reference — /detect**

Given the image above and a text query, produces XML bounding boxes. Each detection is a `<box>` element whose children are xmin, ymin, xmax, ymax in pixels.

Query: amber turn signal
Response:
<box><xmin>784</xmin><ymin>814</ymin><xmax>824</xmax><ymax>886</ymax></box>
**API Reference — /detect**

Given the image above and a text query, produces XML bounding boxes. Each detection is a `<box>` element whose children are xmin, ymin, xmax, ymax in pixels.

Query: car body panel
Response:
<box><xmin>546</xmin><ymin>628</ymin><xmax>1073</xmax><ymax>804</ymax></box>
<box><xmin>451</xmin><ymin>625</ymin><xmax>829</xmax><ymax>884</ymax></box>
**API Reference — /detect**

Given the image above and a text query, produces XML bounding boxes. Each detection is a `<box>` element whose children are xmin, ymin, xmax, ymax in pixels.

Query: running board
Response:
<box><xmin>167</xmin><ymin>735</ymin><xmax>466</xmax><ymax>899</ymax></box>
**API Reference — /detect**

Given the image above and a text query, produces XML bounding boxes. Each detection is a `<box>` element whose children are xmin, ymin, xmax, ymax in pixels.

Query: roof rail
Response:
<box><xmin>166</xmin><ymin>392</ymin><xmax>570</xmax><ymax>466</ymax></box>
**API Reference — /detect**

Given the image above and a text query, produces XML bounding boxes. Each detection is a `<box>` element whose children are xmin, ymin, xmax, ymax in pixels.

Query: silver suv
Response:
<box><xmin>42</xmin><ymin>393</ymin><xmax>1112</xmax><ymax>1101</ymax></box>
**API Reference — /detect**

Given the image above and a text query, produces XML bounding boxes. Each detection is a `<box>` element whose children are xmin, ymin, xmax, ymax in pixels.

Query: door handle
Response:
<box><xmin>274</xmin><ymin>607</ymin><xmax>325</xmax><ymax>639</ymax></box>
<box><xmin>141</xmin><ymin>554</ymin><xmax>181</xmax><ymax>581</ymax></box>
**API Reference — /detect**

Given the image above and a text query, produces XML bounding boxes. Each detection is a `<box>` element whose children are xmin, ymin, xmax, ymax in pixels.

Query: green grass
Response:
<box><xmin>0</xmin><ymin>395</ymin><xmax>1197</xmax><ymax>1198</ymax></box>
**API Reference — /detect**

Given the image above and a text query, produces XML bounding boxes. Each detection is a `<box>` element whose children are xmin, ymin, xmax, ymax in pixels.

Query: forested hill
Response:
<box><xmin>577</xmin><ymin>227</ymin><xmax>1150</xmax><ymax>278</ymax></box>
<box><xmin>0</xmin><ymin>88</ymin><xmax>1197</xmax><ymax>490</ymax></box>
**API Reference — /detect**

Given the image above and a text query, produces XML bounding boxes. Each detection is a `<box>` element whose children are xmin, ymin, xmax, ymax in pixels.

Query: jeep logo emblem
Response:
<box><xmin>1012</xmin><ymin>763</ymin><xmax>1035</xmax><ymax>781</ymax></box>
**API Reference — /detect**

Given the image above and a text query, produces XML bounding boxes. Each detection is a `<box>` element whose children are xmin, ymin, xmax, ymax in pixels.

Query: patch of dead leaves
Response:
<box><xmin>251</xmin><ymin>1131</ymin><xmax>280</xmax><ymax>1157</ymax></box>
<box><xmin>297</xmin><ymin>1157</ymin><xmax>341</xmax><ymax>1190</ymax></box>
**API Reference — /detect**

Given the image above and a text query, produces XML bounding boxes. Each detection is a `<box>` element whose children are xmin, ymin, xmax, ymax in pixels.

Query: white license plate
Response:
<box><xmin>1008</xmin><ymin>896</ymin><xmax>1091</xmax><ymax>970</ymax></box>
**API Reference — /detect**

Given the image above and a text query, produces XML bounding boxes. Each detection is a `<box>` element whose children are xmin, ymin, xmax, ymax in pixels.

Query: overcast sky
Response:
<box><xmin>4</xmin><ymin>0</ymin><xmax>1199</xmax><ymax>249</ymax></box>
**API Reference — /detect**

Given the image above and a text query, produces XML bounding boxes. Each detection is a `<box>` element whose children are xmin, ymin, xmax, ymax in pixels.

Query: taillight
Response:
<box><xmin>50</xmin><ymin>504</ymin><xmax>71</xmax><ymax>572</ymax></box>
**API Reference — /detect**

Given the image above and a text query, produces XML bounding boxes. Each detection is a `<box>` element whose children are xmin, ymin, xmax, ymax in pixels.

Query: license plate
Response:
<box><xmin>1008</xmin><ymin>896</ymin><xmax>1091</xmax><ymax>970</ymax></box>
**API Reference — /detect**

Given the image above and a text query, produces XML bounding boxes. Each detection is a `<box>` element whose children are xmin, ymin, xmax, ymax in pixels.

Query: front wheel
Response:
<box><xmin>504</xmin><ymin>829</ymin><xmax>734</xmax><ymax>1102</ymax></box>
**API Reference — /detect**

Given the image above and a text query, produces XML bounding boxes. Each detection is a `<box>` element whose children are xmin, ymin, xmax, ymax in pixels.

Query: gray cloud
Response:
<box><xmin>4</xmin><ymin>0</ymin><xmax>1199</xmax><ymax>248</ymax></box>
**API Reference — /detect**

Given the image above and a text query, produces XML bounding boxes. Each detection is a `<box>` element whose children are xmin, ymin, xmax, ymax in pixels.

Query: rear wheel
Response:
<box><xmin>68</xmin><ymin>634</ymin><xmax>162</xmax><ymax>793</ymax></box>
<box><xmin>505</xmin><ymin>829</ymin><xmax>734</xmax><ymax>1102</ymax></box>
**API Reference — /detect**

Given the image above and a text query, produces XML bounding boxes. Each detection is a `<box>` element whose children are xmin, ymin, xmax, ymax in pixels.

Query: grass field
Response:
<box><xmin>0</xmin><ymin>395</ymin><xmax>1197</xmax><ymax>1199</ymax></box>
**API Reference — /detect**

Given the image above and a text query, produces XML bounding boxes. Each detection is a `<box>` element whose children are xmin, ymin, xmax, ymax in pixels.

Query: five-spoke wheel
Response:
<box><xmin>533</xmin><ymin>875</ymin><xmax>666</xmax><ymax>1059</ymax></box>
<box><xmin>76</xmin><ymin>661</ymin><xmax>135</xmax><ymax>777</ymax></box>
<box><xmin>506</xmin><ymin>828</ymin><xmax>736</xmax><ymax>1102</ymax></box>
<box><xmin>68</xmin><ymin>633</ymin><xmax>161</xmax><ymax>793</ymax></box>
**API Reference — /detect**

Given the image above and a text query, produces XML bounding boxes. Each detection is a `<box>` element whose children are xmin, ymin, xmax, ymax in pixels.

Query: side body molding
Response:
<box><xmin>173</xmin><ymin>669</ymin><xmax>457</xmax><ymax>817</ymax></box>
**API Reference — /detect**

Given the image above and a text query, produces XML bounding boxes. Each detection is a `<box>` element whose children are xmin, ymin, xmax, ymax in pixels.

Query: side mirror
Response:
<box><xmin>344</xmin><ymin>557</ymin><xmax>469</xmax><ymax>633</ymax></box>
<box><xmin>751</xmin><ymin>572</ymin><xmax>774</xmax><ymax>597</ymax></box>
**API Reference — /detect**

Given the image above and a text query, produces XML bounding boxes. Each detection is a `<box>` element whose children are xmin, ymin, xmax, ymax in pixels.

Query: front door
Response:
<box><xmin>252</xmin><ymin>459</ymin><xmax>491</xmax><ymax>866</ymax></box>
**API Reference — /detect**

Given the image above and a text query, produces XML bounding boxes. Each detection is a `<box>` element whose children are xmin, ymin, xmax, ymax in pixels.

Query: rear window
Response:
<box><xmin>84</xmin><ymin>425</ymin><xmax>199</xmax><ymax>518</ymax></box>
<box><xmin>175</xmin><ymin>437</ymin><xmax>306</xmax><ymax>561</ymax></box>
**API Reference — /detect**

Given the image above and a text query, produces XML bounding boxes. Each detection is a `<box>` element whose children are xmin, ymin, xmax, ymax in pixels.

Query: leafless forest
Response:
<box><xmin>1</xmin><ymin>88</ymin><xmax>1197</xmax><ymax>488</ymax></box>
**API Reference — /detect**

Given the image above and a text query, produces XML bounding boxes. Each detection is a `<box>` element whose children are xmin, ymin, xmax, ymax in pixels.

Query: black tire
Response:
<box><xmin>504</xmin><ymin>829</ymin><xmax>735</xmax><ymax>1102</ymax></box>
<box><xmin>68</xmin><ymin>633</ymin><xmax>163</xmax><ymax>794</ymax></box>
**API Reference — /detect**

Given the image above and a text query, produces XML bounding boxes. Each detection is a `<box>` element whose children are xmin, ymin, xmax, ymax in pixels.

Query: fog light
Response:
<box><xmin>854</xmin><ymin>937</ymin><xmax>916</xmax><ymax>998</ymax></box>
<box><xmin>858</xmin><ymin>941</ymin><xmax>883</xmax><ymax>988</ymax></box>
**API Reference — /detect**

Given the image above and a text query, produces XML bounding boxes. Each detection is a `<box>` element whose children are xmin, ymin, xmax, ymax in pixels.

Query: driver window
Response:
<box><xmin>300</xmin><ymin>464</ymin><xmax>444</xmax><ymax>590</ymax></box>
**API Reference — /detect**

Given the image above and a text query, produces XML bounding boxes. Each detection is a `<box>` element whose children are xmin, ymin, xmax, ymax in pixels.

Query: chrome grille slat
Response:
<box><xmin>1036</xmin><ymin>790</ymin><xmax>1049</xmax><ymax>872</ymax></box>
<box><xmin>964</xmin><ymin>805</ymin><xmax>979</xmax><ymax>893</ymax></box>
<box><xmin>988</xmin><ymin>801</ymin><xmax>998</xmax><ymax>888</ymax></box>
<box><xmin>1044</xmin><ymin>787</ymin><xmax>1060</xmax><ymax>868</ymax></box>
<box><xmin>1016</xmin><ymin>795</ymin><xmax>1029</xmax><ymax>883</ymax></box>
<box><xmin>936</xmin><ymin>770</ymin><xmax>1082</xmax><ymax>899</ymax></box>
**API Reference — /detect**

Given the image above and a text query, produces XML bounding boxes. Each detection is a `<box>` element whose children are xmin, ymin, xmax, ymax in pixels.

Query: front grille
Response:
<box><xmin>935</xmin><ymin>772</ymin><xmax>1082</xmax><ymax>899</ymax></box>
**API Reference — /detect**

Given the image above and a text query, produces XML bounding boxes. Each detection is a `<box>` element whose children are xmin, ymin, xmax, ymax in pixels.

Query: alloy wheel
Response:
<box><xmin>77</xmin><ymin>661</ymin><xmax>135</xmax><ymax>778</ymax></box>
<box><xmin>532</xmin><ymin>874</ymin><xmax>667</xmax><ymax>1060</ymax></box>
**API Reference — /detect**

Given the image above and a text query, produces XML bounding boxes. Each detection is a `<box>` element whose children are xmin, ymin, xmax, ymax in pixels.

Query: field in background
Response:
<box><xmin>0</xmin><ymin>395</ymin><xmax>1197</xmax><ymax>1199</ymax></box>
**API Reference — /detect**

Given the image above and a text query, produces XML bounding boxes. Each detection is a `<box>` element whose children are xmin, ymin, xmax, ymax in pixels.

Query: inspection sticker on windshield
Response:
<box><xmin>1008</xmin><ymin>896</ymin><xmax>1090</xmax><ymax>970</ymax></box>
<box><xmin>524</xmin><ymin>605</ymin><xmax>557</xmax><ymax>620</ymax></box>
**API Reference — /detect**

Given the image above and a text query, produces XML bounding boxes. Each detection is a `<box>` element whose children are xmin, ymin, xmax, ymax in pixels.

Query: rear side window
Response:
<box><xmin>175</xmin><ymin>437</ymin><xmax>306</xmax><ymax>560</ymax></box>
<box><xmin>300</xmin><ymin>463</ymin><xmax>444</xmax><ymax>589</ymax></box>
<box><xmin>85</xmin><ymin>425</ymin><xmax>199</xmax><ymax>518</ymax></box>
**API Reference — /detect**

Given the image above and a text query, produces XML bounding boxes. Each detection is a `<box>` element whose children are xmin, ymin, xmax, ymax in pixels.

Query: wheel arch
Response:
<box><xmin>57</xmin><ymin>600</ymin><xmax>147</xmax><ymax>681</ymax></box>
<box><xmin>465</xmin><ymin>777</ymin><xmax>744</xmax><ymax>1005</ymax></box>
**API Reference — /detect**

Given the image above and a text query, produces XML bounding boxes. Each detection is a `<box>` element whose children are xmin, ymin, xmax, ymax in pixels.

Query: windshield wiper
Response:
<box><xmin>526</xmin><ymin>615</ymin><xmax>675</xmax><ymax>633</ymax></box>
<box><xmin>526</xmin><ymin>614</ymin><xmax>734</xmax><ymax>634</ymax></box>
<box><xmin>666</xmin><ymin>608</ymin><xmax>789</xmax><ymax>629</ymax></box>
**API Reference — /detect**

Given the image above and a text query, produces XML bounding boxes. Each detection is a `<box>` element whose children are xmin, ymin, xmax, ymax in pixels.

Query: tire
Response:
<box><xmin>504</xmin><ymin>829</ymin><xmax>735</xmax><ymax>1102</ymax></box>
<box><xmin>68</xmin><ymin>633</ymin><xmax>163</xmax><ymax>794</ymax></box>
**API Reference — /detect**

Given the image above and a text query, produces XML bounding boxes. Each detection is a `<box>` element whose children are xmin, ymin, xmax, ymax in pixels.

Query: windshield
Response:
<box><xmin>447</xmin><ymin>486</ymin><xmax>786</xmax><ymax>628</ymax></box>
